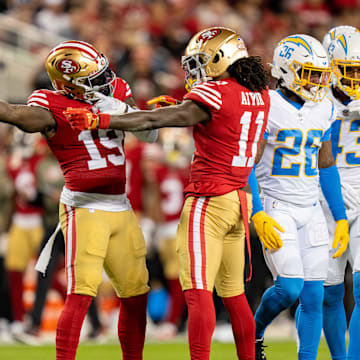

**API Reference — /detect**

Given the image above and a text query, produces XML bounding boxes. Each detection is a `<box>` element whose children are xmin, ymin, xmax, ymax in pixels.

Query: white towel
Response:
<box><xmin>35</xmin><ymin>222</ymin><xmax>61</xmax><ymax>275</ymax></box>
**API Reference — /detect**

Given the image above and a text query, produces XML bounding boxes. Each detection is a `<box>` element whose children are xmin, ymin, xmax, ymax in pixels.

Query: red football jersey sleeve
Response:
<box><xmin>27</xmin><ymin>78</ymin><xmax>132</xmax><ymax>195</ymax></box>
<box><xmin>112</xmin><ymin>77</ymin><xmax>132</xmax><ymax>100</ymax></box>
<box><xmin>183</xmin><ymin>78</ymin><xmax>269</xmax><ymax>197</ymax></box>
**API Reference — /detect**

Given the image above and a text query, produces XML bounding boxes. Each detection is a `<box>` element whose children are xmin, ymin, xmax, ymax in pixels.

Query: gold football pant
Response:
<box><xmin>177</xmin><ymin>190</ymin><xmax>252</xmax><ymax>298</ymax></box>
<box><xmin>159</xmin><ymin>235</ymin><xmax>180</xmax><ymax>280</ymax></box>
<box><xmin>5</xmin><ymin>223</ymin><xmax>43</xmax><ymax>271</ymax></box>
<box><xmin>59</xmin><ymin>203</ymin><xmax>149</xmax><ymax>298</ymax></box>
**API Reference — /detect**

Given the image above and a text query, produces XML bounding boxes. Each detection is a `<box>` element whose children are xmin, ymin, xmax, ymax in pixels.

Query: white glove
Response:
<box><xmin>347</xmin><ymin>100</ymin><xmax>360</xmax><ymax>115</ymax></box>
<box><xmin>93</xmin><ymin>92</ymin><xmax>158</xmax><ymax>141</ymax></box>
<box><xmin>93</xmin><ymin>92</ymin><xmax>131</xmax><ymax>115</ymax></box>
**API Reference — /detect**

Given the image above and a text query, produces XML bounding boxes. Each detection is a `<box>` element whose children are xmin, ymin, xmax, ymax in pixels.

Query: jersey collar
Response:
<box><xmin>276</xmin><ymin>88</ymin><xmax>303</xmax><ymax>110</ymax></box>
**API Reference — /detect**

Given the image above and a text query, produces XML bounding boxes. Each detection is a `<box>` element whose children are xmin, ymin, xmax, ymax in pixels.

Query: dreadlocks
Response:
<box><xmin>227</xmin><ymin>56</ymin><xmax>269</xmax><ymax>92</ymax></box>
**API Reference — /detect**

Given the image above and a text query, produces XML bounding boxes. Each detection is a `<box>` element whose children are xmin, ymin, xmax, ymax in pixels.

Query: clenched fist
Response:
<box><xmin>63</xmin><ymin>108</ymin><xmax>110</xmax><ymax>130</ymax></box>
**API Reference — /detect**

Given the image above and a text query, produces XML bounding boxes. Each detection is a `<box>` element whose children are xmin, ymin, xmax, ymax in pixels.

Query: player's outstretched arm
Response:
<box><xmin>64</xmin><ymin>100</ymin><xmax>210</xmax><ymax>131</ymax></box>
<box><xmin>0</xmin><ymin>101</ymin><xmax>55</xmax><ymax>133</ymax></box>
<box><xmin>92</xmin><ymin>92</ymin><xmax>158</xmax><ymax>143</ymax></box>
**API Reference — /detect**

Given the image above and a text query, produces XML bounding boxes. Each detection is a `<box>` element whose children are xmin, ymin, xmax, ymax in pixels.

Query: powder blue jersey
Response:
<box><xmin>328</xmin><ymin>90</ymin><xmax>360</xmax><ymax>192</ymax></box>
<box><xmin>256</xmin><ymin>89</ymin><xmax>336</xmax><ymax>206</ymax></box>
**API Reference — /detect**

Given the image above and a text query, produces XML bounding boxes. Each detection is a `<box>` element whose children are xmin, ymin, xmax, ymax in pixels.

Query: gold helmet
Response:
<box><xmin>45</xmin><ymin>40</ymin><xmax>116</xmax><ymax>101</ymax></box>
<box><xmin>181</xmin><ymin>27</ymin><xmax>248</xmax><ymax>90</ymax></box>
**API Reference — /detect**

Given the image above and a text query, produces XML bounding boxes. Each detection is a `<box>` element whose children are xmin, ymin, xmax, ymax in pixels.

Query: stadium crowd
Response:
<box><xmin>0</xmin><ymin>0</ymin><xmax>359</xmax><ymax>105</ymax></box>
<box><xmin>0</xmin><ymin>0</ymin><xmax>359</xmax><ymax>358</ymax></box>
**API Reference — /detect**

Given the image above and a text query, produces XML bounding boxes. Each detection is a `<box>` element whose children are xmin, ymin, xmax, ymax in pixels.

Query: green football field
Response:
<box><xmin>0</xmin><ymin>338</ymin><xmax>331</xmax><ymax>359</ymax></box>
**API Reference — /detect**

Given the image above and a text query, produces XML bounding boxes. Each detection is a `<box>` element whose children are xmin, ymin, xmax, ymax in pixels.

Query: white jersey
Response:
<box><xmin>328</xmin><ymin>89</ymin><xmax>360</xmax><ymax>192</ymax></box>
<box><xmin>322</xmin><ymin>89</ymin><xmax>360</xmax><ymax>286</ymax></box>
<box><xmin>256</xmin><ymin>89</ymin><xmax>336</xmax><ymax>206</ymax></box>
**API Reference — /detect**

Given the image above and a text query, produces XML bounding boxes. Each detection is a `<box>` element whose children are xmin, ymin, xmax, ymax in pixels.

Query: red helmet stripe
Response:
<box><xmin>50</xmin><ymin>41</ymin><xmax>99</xmax><ymax>59</ymax></box>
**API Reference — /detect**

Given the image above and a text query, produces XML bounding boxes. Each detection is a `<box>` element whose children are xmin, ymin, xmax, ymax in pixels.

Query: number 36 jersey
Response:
<box><xmin>256</xmin><ymin>89</ymin><xmax>336</xmax><ymax>206</ymax></box>
<box><xmin>27</xmin><ymin>78</ymin><xmax>132</xmax><ymax>197</ymax></box>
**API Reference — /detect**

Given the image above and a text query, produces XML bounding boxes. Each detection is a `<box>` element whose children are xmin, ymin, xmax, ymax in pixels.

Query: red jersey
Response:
<box><xmin>27</xmin><ymin>78</ymin><xmax>132</xmax><ymax>195</ymax></box>
<box><xmin>155</xmin><ymin>165</ymin><xmax>189</xmax><ymax>222</ymax></box>
<box><xmin>7</xmin><ymin>154</ymin><xmax>44</xmax><ymax>215</ymax></box>
<box><xmin>183</xmin><ymin>78</ymin><xmax>269</xmax><ymax>197</ymax></box>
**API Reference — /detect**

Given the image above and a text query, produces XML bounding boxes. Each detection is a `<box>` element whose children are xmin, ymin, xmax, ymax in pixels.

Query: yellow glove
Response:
<box><xmin>147</xmin><ymin>95</ymin><xmax>181</xmax><ymax>108</ymax></box>
<box><xmin>251</xmin><ymin>211</ymin><xmax>284</xmax><ymax>250</ymax></box>
<box><xmin>332</xmin><ymin>219</ymin><xmax>349</xmax><ymax>258</ymax></box>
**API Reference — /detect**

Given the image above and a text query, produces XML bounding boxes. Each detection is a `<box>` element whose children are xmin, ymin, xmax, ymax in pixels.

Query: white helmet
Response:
<box><xmin>271</xmin><ymin>34</ymin><xmax>331</xmax><ymax>102</ymax></box>
<box><xmin>322</xmin><ymin>25</ymin><xmax>359</xmax><ymax>53</ymax></box>
<box><xmin>327</xmin><ymin>31</ymin><xmax>360</xmax><ymax>100</ymax></box>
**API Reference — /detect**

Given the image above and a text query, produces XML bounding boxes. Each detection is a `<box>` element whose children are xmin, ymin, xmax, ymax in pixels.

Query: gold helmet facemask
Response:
<box><xmin>327</xmin><ymin>32</ymin><xmax>360</xmax><ymax>100</ymax></box>
<box><xmin>331</xmin><ymin>60</ymin><xmax>360</xmax><ymax>100</ymax></box>
<box><xmin>290</xmin><ymin>61</ymin><xmax>331</xmax><ymax>102</ymax></box>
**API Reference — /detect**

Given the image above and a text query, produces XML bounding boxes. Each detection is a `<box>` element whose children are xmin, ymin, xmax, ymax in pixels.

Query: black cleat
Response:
<box><xmin>255</xmin><ymin>337</ymin><xmax>267</xmax><ymax>360</ymax></box>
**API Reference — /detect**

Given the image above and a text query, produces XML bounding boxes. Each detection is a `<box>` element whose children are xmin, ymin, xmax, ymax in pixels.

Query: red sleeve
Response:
<box><xmin>184</xmin><ymin>82</ymin><xmax>222</xmax><ymax>111</ymax></box>
<box><xmin>113</xmin><ymin>77</ymin><xmax>133</xmax><ymax>101</ymax></box>
<box><xmin>27</xmin><ymin>90</ymin><xmax>51</xmax><ymax>110</ymax></box>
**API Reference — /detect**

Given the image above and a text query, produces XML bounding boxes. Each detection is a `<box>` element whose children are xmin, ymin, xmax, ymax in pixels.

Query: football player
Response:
<box><xmin>151</xmin><ymin>129</ymin><xmax>190</xmax><ymax>340</ymax></box>
<box><xmin>5</xmin><ymin>131</ymin><xmax>45</xmax><ymax>340</ymax></box>
<box><xmin>64</xmin><ymin>26</ymin><xmax>283</xmax><ymax>360</ymax></box>
<box><xmin>124</xmin><ymin>134</ymin><xmax>154</xmax><ymax>246</ymax></box>
<box><xmin>251</xmin><ymin>34</ymin><xmax>349</xmax><ymax>360</ymax></box>
<box><xmin>321</xmin><ymin>28</ymin><xmax>360</xmax><ymax>360</ymax></box>
<box><xmin>0</xmin><ymin>40</ymin><xmax>158</xmax><ymax>360</ymax></box>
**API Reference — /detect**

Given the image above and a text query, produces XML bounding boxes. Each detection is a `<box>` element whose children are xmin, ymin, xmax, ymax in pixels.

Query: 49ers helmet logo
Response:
<box><xmin>198</xmin><ymin>29</ymin><xmax>220</xmax><ymax>42</ymax></box>
<box><xmin>56</xmin><ymin>59</ymin><xmax>80</xmax><ymax>74</ymax></box>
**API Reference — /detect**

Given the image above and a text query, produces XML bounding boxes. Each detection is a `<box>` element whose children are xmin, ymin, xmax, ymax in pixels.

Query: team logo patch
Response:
<box><xmin>198</xmin><ymin>29</ymin><xmax>220</xmax><ymax>42</ymax></box>
<box><xmin>56</xmin><ymin>59</ymin><xmax>80</xmax><ymax>74</ymax></box>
